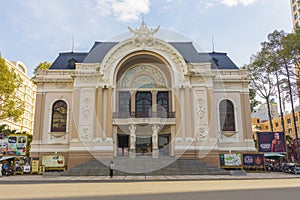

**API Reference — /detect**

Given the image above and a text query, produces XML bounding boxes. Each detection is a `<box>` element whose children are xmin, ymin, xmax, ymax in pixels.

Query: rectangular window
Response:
<box><xmin>294</xmin><ymin>5</ymin><xmax>297</xmax><ymax>12</ymax></box>
<box><xmin>287</xmin><ymin>118</ymin><xmax>291</xmax><ymax>124</ymax></box>
<box><xmin>295</xmin><ymin>13</ymin><xmax>298</xmax><ymax>20</ymax></box>
<box><xmin>266</xmin><ymin>126</ymin><xmax>268</xmax><ymax>130</ymax></box>
<box><xmin>275</xmin><ymin>122</ymin><xmax>279</xmax><ymax>127</ymax></box>
<box><xmin>292</xmin><ymin>0</ymin><xmax>296</xmax><ymax>4</ymax></box>
<box><xmin>118</xmin><ymin>91</ymin><xmax>131</xmax><ymax>118</ymax></box>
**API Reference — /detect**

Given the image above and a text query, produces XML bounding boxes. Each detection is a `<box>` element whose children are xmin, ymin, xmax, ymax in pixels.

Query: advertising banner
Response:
<box><xmin>0</xmin><ymin>134</ymin><xmax>27</xmax><ymax>156</ymax></box>
<box><xmin>257</xmin><ymin>132</ymin><xmax>286</xmax><ymax>153</ymax></box>
<box><xmin>243</xmin><ymin>153</ymin><xmax>265</xmax><ymax>170</ymax></box>
<box><xmin>220</xmin><ymin>154</ymin><xmax>242</xmax><ymax>168</ymax></box>
<box><xmin>42</xmin><ymin>155</ymin><xmax>65</xmax><ymax>168</ymax></box>
<box><xmin>31</xmin><ymin>160</ymin><xmax>39</xmax><ymax>173</ymax></box>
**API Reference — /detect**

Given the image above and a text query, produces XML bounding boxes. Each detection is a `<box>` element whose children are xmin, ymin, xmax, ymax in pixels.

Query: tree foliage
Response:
<box><xmin>0</xmin><ymin>57</ymin><xmax>24</xmax><ymax>121</ymax></box>
<box><xmin>32</xmin><ymin>61</ymin><xmax>51</xmax><ymax>78</ymax></box>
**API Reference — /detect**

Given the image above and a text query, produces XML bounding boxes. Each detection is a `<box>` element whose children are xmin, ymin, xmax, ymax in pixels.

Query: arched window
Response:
<box><xmin>219</xmin><ymin>100</ymin><xmax>235</xmax><ymax>131</ymax></box>
<box><xmin>51</xmin><ymin>100</ymin><xmax>67</xmax><ymax>132</ymax></box>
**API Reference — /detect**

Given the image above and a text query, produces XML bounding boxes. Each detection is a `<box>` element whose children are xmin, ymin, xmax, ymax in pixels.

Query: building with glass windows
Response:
<box><xmin>0</xmin><ymin>58</ymin><xmax>36</xmax><ymax>134</ymax></box>
<box><xmin>290</xmin><ymin>0</ymin><xmax>300</xmax><ymax>29</ymax></box>
<box><xmin>30</xmin><ymin>23</ymin><xmax>255</xmax><ymax>170</ymax></box>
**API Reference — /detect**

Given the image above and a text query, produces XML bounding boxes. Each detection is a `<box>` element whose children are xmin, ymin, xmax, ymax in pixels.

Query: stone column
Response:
<box><xmin>152</xmin><ymin>124</ymin><xmax>159</xmax><ymax>158</ymax></box>
<box><xmin>151</xmin><ymin>91</ymin><xmax>157</xmax><ymax>117</ymax></box>
<box><xmin>130</xmin><ymin>91</ymin><xmax>136</xmax><ymax>117</ymax></box>
<box><xmin>129</xmin><ymin>124</ymin><xmax>136</xmax><ymax>158</ymax></box>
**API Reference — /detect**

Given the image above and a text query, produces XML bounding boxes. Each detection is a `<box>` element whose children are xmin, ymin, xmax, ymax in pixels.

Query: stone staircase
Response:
<box><xmin>61</xmin><ymin>157</ymin><xmax>230</xmax><ymax>176</ymax></box>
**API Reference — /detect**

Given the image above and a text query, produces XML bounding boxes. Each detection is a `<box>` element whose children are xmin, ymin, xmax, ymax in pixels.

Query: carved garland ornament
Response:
<box><xmin>195</xmin><ymin>126</ymin><xmax>208</xmax><ymax>141</ymax></box>
<box><xmin>81</xmin><ymin>98</ymin><xmax>92</xmax><ymax>118</ymax></box>
<box><xmin>197</xmin><ymin>99</ymin><xmax>206</xmax><ymax>119</ymax></box>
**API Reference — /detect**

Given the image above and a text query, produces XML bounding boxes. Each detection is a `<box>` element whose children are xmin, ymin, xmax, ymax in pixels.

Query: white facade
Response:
<box><xmin>31</xmin><ymin>23</ymin><xmax>255</xmax><ymax>169</ymax></box>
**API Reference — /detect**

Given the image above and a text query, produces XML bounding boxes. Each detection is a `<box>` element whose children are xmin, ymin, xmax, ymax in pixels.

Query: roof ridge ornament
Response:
<box><xmin>128</xmin><ymin>21</ymin><xmax>160</xmax><ymax>47</ymax></box>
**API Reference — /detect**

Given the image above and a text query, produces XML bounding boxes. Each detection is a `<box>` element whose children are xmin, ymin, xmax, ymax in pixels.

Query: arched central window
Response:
<box><xmin>136</xmin><ymin>92</ymin><xmax>152</xmax><ymax>118</ymax></box>
<box><xmin>219</xmin><ymin>100</ymin><xmax>235</xmax><ymax>131</ymax></box>
<box><xmin>51</xmin><ymin>100</ymin><xmax>67</xmax><ymax>132</ymax></box>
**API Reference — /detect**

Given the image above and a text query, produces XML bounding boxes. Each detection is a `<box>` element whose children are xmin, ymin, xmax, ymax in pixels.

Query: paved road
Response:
<box><xmin>0</xmin><ymin>179</ymin><xmax>300</xmax><ymax>200</ymax></box>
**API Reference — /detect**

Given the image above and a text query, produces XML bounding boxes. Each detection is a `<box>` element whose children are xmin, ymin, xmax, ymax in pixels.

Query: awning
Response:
<box><xmin>264</xmin><ymin>153</ymin><xmax>286</xmax><ymax>158</ymax></box>
<box><xmin>0</xmin><ymin>156</ymin><xmax>16</xmax><ymax>161</ymax></box>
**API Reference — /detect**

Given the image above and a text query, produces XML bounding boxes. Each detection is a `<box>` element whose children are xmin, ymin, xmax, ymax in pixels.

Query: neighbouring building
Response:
<box><xmin>252</xmin><ymin>110</ymin><xmax>300</xmax><ymax>140</ymax></box>
<box><xmin>30</xmin><ymin>23</ymin><xmax>255</xmax><ymax>170</ymax></box>
<box><xmin>251</xmin><ymin>99</ymin><xmax>279</xmax><ymax>122</ymax></box>
<box><xmin>0</xmin><ymin>58</ymin><xmax>36</xmax><ymax>134</ymax></box>
<box><xmin>290</xmin><ymin>0</ymin><xmax>300</xmax><ymax>29</ymax></box>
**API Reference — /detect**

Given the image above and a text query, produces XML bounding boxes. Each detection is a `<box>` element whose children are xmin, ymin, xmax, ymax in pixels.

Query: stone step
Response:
<box><xmin>61</xmin><ymin>157</ymin><xmax>231</xmax><ymax>176</ymax></box>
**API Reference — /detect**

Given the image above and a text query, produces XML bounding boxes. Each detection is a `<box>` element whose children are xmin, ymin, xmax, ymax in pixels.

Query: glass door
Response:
<box><xmin>136</xmin><ymin>136</ymin><xmax>152</xmax><ymax>156</ymax></box>
<box><xmin>159</xmin><ymin>134</ymin><xmax>170</xmax><ymax>156</ymax></box>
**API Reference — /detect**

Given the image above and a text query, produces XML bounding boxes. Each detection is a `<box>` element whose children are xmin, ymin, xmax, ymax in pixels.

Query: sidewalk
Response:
<box><xmin>0</xmin><ymin>172</ymin><xmax>299</xmax><ymax>183</ymax></box>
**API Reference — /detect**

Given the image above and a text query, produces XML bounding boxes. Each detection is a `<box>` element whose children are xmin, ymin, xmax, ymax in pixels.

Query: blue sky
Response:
<box><xmin>0</xmin><ymin>0</ymin><xmax>293</xmax><ymax>77</ymax></box>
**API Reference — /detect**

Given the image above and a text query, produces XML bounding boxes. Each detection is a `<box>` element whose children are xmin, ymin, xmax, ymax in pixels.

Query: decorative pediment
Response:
<box><xmin>128</xmin><ymin>21</ymin><xmax>160</xmax><ymax>47</ymax></box>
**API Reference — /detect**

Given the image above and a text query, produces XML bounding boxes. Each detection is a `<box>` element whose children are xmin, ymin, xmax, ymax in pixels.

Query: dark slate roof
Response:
<box><xmin>169</xmin><ymin>42</ymin><xmax>205</xmax><ymax>63</ymax></box>
<box><xmin>49</xmin><ymin>42</ymin><xmax>238</xmax><ymax>70</ymax></box>
<box><xmin>83</xmin><ymin>42</ymin><xmax>118</xmax><ymax>63</ymax></box>
<box><xmin>50</xmin><ymin>52</ymin><xmax>88</xmax><ymax>70</ymax></box>
<box><xmin>208</xmin><ymin>52</ymin><xmax>238</xmax><ymax>69</ymax></box>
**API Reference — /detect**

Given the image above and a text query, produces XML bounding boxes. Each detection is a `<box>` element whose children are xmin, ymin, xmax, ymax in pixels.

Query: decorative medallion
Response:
<box><xmin>55</xmin><ymin>82</ymin><xmax>67</xmax><ymax>89</ymax></box>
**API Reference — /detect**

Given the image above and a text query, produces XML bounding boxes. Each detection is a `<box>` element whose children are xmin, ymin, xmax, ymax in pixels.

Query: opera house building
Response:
<box><xmin>30</xmin><ymin>23</ymin><xmax>256</xmax><ymax>172</ymax></box>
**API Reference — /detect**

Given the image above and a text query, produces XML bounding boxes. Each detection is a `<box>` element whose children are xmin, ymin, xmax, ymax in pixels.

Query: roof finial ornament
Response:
<box><xmin>128</xmin><ymin>21</ymin><xmax>160</xmax><ymax>47</ymax></box>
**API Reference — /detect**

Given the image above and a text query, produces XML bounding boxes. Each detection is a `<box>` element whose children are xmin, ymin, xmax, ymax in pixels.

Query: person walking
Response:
<box><xmin>109</xmin><ymin>161</ymin><xmax>114</xmax><ymax>178</ymax></box>
<box><xmin>0</xmin><ymin>162</ymin><xmax>2</xmax><ymax>177</ymax></box>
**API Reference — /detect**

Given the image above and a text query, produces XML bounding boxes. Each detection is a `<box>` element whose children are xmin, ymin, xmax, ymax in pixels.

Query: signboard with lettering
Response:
<box><xmin>42</xmin><ymin>155</ymin><xmax>65</xmax><ymax>169</ymax></box>
<box><xmin>257</xmin><ymin>132</ymin><xmax>286</xmax><ymax>153</ymax></box>
<box><xmin>243</xmin><ymin>153</ymin><xmax>265</xmax><ymax>170</ymax></box>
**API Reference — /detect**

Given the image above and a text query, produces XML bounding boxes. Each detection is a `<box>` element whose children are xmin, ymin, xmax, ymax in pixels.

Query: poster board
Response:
<box><xmin>31</xmin><ymin>160</ymin><xmax>39</xmax><ymax>174</ymax></box>
<box><xmin>0</xmin><ymin>135</ymin><xmax>27</xmax><ymax>156</ymax></box>
<box><xmin>243</xmin><ymin>153</ymin><xmax>265</xmax><ymax>171</ymax></box>
<box><xmin>257</xmin><ymin>132</ymin><xmax>286</xmax><ymax>153</ymax></box>
<box><xmin>42</xmin><ymin>155</ymin><xmax>66</xmax><ymax>171</ymax></box>
<box><xmin>220</xmin><ymin>154</ymin><xmax>243</xmax><ymax>168</ymax></box>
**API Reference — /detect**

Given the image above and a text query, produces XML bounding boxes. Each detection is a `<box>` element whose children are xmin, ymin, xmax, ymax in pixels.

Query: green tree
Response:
<box><xmin>32</xmin><ymin>61</ymin><xmax>51</xmax><ymax>78</ymax></box>
<box><xmin>0</xmin><ymin>57</ymin><xmax>24</xmax><ymax>121</ymax></box>
<box><xmin>246</xmin><ymin>48</ymin><xmax>277</xmax><ymax>132</ymax></box>
<box><xmin>249</xmin><ymin>88</ymin><xmax>261</xmax><ymax>113</ymax></box>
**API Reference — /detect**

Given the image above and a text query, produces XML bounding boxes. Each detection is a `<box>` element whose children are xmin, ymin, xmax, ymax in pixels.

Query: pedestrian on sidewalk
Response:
<box><xmin>109</xmin><ymin>161</ymin><xmax>114</xmax><ymax>178</ymax></box>
<box><xmin>0</xmin><ymin>162</ymin><xmax>2</xmax><ymax>177</ymax></box>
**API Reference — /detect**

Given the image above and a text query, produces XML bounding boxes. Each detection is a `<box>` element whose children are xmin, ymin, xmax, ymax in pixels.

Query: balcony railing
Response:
<box><xmin>113</xmin><ymin>111</ymin><xmax>175</xmax><ymax>119</ymax></box>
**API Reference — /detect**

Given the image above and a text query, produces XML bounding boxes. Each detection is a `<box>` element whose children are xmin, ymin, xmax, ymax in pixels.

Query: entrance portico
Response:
<box><xmin>115</xmin><ymin>124</ymin><xmax>173</xmax><ymax>158</ymax></box>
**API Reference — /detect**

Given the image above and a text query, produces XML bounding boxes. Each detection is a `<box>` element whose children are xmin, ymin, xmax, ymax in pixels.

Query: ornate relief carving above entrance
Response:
<box><xmin>119</xmin><ymin>64</ymin><xmax>168</xmax><ymax>88</ymax></box>
<box><xmin>100</xmin><ymin>22</ymin><xmax>188</xmax><ymax>85</ymax></box>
